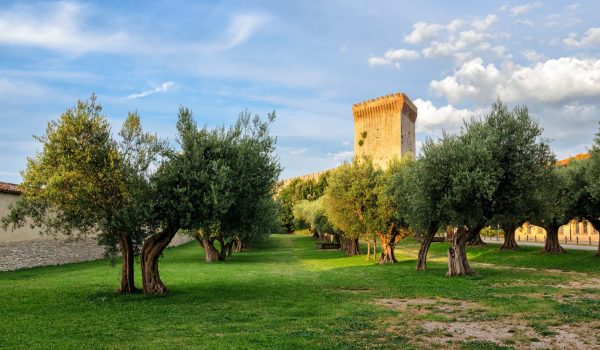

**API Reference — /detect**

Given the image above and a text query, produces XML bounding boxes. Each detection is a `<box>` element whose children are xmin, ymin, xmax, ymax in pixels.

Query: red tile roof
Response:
<box><xmin>557</xmin><ymin>153</ymin><xmax>591</xmax><ymax>167</ymax></box>
<box><xmin>0</xmin><ymin>182</ymin><xmax>21</xmax><ymax>194</ymax></box>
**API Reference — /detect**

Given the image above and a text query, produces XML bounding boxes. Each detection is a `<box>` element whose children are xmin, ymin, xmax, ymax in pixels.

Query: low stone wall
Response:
<box><xmin>0</xmin><ymin>233</ymin><xmax>193</xmax><ymax>272</ymax></box>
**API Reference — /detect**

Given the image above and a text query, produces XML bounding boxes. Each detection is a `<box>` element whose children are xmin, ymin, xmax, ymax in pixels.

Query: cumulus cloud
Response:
<box><xmin>369</xmin><ymin>49</ymin><xmax>420</xmax><ymax>66</ymax></box>
<box><xmin>563</xmin><ymin>27</ymin><xmax>600</xmax><ymax>47</ymax></box>
<box><xmin>413</xmin><ymin>99</ymin><xmax>474</xmax><ymax>135</ymax></box>
<box><xmin>404</xmin><ymin>22</ymin><xmax>443</xmax><ymax>44</ymax></box>
<box><xmin>522</xmin><ymin>49</ymin><xmax>544</xmax><ymax>62</ymax></box>
<box><xmin>510</xmin><ymin>2</ymin><xmax>542</xmax><ymax>16</ymax></box>
<box><xmin>127</xmin><ymin>82</ymin><xmax>175</xmax><ymax>99</ymax></box>
<box><xmin>471</xmin><ymin>15</ymin><xmax>497</xmax><ymax>31</ymax></box>
<box><xmin>430</xmin><ymin>57</ymin><xmax>600</xmax><ymax>105</ymax></box>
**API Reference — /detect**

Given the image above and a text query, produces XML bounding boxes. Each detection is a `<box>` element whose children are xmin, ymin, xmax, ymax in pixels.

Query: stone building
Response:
<box><xmin>0</xmin><ymin>182</ymin><xmax>60</xmax><ymax>243</ymax></box>
<box><xmin>352</xmin><ymin>93</ymin><xmax>417</xmax><ymax>169</ymax></box>
<box><xmin>280</xmin><ymin>92</ymin><xmax>418</xmax><ymax>186</ymax></box>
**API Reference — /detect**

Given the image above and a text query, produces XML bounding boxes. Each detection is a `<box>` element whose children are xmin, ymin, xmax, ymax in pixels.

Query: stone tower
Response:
<box><xmin>352</xmin><ymin>92</ymin><xmax>417</xmax><ymax>169</ymax></box>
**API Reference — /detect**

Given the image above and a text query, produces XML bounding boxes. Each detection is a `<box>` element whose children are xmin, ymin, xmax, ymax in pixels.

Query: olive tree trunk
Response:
<box><xmin>197</xmin><ymin>237</ymin><xmax>219</xmax><ymax>262</ymax></box>
<box><xmin>141</xmin><ymin>226</ymin><xmax>177</xmax><ymax>294</ymax></box>
<box><xmin>588</xmin><ymin>218</ymin><xmax>600</xmax><ymax>257</ymax></box>
<box><xmin>378</xmin><ymin>231</ymin><xmax>398</xmax><ymax>264</ymax></box>
<box><xmin>217</xmin><ymin>238</ymin><xmax>228</xmax><ymax>261</ymax></box>
<box><xmin>416</xmin><ymin>222</ymin><xmax>438</xmax><ymax>270</ymax></box>
<box><xmin>467</xmin><ymin>224</ymin><xmax>486</xmax><ymax>246</ymax></box>
<box><xmin>117</xmin><ymin>233</ymin><xmax>138</xmax><ymax>294</ymax></box>
<box><xmin>344</xmin><ymin>237</ymin><xmax>361</xmax><ymax>256</ymax></box>
<box><xmin>447</xmin><ymin>226</ymin><xmax>474</xmax><ymax>276</ymax></box>
<box><xmin>542</xmin><ymin>223</ymin><xmax>565</xmax><ymax>254</ymax></box>
<box><xmin>500</xmin><ymin>224</ymin><xmax>520</xmax><ymax>250</ymax></box>
<box><xmin>226</xmin><ymin>241</ymin><xmax>234</xmax><ymax>257</ymax></box>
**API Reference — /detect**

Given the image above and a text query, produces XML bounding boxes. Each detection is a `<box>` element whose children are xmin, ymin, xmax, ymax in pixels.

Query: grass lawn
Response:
<box><xmin>1</xmin><ymin>232</ymin><xmax>599</xmax><ymax>349</ymax></box>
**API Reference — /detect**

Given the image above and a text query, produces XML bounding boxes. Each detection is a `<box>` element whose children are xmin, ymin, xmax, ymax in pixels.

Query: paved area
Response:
<box><xmin>482</xmin><ymin>237</ymin><xmax>599</xmax><ymax>251</ymax></box>
<box><xmin>0</xmin><ymin>238</ymin><xmax>105</xmax><ymax>271</ymax></box>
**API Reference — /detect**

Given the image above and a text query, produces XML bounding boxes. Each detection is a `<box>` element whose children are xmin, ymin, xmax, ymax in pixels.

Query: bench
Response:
<box><xmin>315</xmin><ymin>242</ymin><xmax>341</xmax><ymax>250</ymax></box>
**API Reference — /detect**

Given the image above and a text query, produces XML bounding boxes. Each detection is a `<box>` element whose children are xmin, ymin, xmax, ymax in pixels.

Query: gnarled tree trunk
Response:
<box><xmin>416</xmin><ymin>222</ymin><xmax>438</xmax><ymax>270</ymax></box>
<box><xmin>447</xmin><ymin>226</ymin><xmax>474</xmax><ymax>276</ymax></box>
<box><xmin>311</xmin><ymin>228</ymin><xmax>319</xmax><ymax>239</ymax></box>
<box><xmin>344</xmin><ymin>237</ymin><xmax>360</xmax><ymax>256</ymax></box>
<box><xmin>234</xmin><ymin>239</ymin><xmax>248</xmax><ymax>253</ymax></box>
<box><xmin>467</xmin><ymin>224</ymin><xmax>486</xmax><ymax>246</ymax></box>
<box><xmin>141</xmin><ymin>226</ymin><xmax>177</xmax><ymax>294</ymax></box>
<box><xmin>197</xmin><ymin>237</ymin><xmax>219</xmax><ymax>262</ymax></box>
<box><xmin>217</xmin><ymin>238</ymin><xmax>227</xmax><ymax>261</ymax></box>
<box><xmin>500</xmin><ymin>224</ymin><xmax>520</xmax><ymax>250</ymax></box>
<box><xmin>542</xmin><ymin>223</ymin><xmax>565</xmax><ymax>254</ymax></box>
<box><xmin>379</xmin><ymin>231</ymin><xmax>398</xmax><ymax>264</ymax></box>
<box><xmin>226</xmin><ymin>241</ymin><xmax>234</xmax><ymax>257</ymax></box>
<box><xmin>117</xmin><ymin>233</ymin><xmax>138</xmax><ymax>294</ymax></box>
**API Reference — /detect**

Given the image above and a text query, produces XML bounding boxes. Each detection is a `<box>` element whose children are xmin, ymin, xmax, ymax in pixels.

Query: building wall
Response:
<box><xmin>1</xmin><ymin>191</ymin><xmax>192</xmax><ymax>246</ymax></box>
<box><xmin>400</xmin><ymin>104</ymin><xmax>416</xmax><ymax>157</ymax></box>
<box><xmin>0</xmin><ymin>192</ymin><xmax>70</xmax><ymax>243</ymax></box>
<box><xmin>516</xmin><ymin>220</ymin><xmax>600</xmax><ymax>244</ymax></box>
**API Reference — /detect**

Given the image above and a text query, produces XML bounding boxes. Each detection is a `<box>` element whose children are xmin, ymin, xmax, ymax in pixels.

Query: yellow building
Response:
<box><xmin>515</xmin><ymin>153</ymin><xmax>598</xmax><ymax>246</ymax></box>
<box><xmin>516</xmin><ymin>220</ymin><xmax>599</xmax><ymax>245</ymax></box>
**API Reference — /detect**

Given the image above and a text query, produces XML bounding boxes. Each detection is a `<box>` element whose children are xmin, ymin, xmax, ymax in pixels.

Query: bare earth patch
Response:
<box><xmin>377</xmin><ymin>298</ymin><xmax>600</xmax><ymax>349</ymax></box>
<box><xmin>376</xmin><ymin>297</ymin><xmax>479</xmax><ymax>315</ymax></box>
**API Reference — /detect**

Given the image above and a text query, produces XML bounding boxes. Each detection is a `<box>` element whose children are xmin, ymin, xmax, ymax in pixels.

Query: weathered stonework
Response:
<box><xmin>352</xmin><ymin>93</ymin><xmax>417</xmax><ymax>169</ymax></box>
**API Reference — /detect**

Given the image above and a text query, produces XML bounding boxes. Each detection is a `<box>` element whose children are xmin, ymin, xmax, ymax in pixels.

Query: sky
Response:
<box><xmin>0</xmin><ymin>1</ymin><xmax>599</xmax><ymax>183</ymax></box>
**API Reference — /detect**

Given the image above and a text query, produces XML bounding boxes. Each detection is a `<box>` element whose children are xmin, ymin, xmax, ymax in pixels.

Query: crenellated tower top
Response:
<box><xmin>352</xmin><ymin>92</ymin><xmax>417</xmax><ymax>169</ymax></box>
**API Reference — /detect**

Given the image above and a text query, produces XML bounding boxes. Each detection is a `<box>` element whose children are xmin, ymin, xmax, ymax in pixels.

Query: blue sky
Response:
<box><xmin>0</xmin><ymin>1</ymin><xmax>599</xmax><ymax>182</ymax></box>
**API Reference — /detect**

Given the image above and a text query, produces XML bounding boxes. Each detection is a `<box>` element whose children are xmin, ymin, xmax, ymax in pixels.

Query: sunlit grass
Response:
<box><xmin>0</xmin><ymin>232</ymin><xmax>598</xmax><ymax>349</ymax></box>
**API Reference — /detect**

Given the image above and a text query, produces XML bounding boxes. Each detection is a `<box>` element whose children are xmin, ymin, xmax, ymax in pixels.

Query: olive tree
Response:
<box><xmin>324</xmin><ymin>158</ymin><xmax>379</xmax><ymax>256</ymax></box>
<box><xmin>373</xmin><ymin>157</ymin><xmax>413</xmax><ymax>264</ymax></box>
<box><xmin>480</xmin><ymin>102</ymin><xmax>555</xmax><ymax>251</ymax></box>
<box><xmin>1</xmin><ymin>96</ymin><xmax>162</xmax><ymax>294</ymax></box>
<box><xmin>585</xmin><ymin>124</ymin><xmax>600</xmax><ymax>256</ymax></box>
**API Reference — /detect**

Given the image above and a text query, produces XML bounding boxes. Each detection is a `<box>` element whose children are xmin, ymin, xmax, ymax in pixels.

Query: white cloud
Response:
<box><xmin>471</xmin><ymin>15</ymin><xmax>497</xmax><ymax>31</ymax></box>
<box><xmin>127</xmin><ymin>82</ymin><xmax>175</xmax><ymax>99</ymax></box>
<box><xmin>289</xmin><ymin>148</ymin><xmax>307</xmax><ymax>156</ymax></box>
<box><xmin>430</xmin><ymin>57</ymin><xmax>600</xmax><ymax>105</ymax></box>
<box><xmin>340</xmin><ymin>44</ymin><xmax>348</xmax><ymax>52</ymax></box>
<box><xmin>369</xmin><ymin>49</ymin><xmax>419</xmax><ymax>66</ymax></box>
<box><xmin>0</xmin><ymin>3</ymin><xmax>268</xmax><ymax>55</ymax></box>
<box><xmin>404</xmin><ymin>22</ymin><xmax>443</xmax><ymax>44</ymax></box>
<box><xmin>510</xmin><ymin>2</ymin><xmax>542</xmax><ymax>16</ymax></box>
<box><xmin>522</xmin><ymin>49</ymin><xmax>544</xmax><ymax>62</ymax></box>
<box><xmin>566</xmin><ymin>3</ymin><xmax>580</xmax><ymax>12</ymax></box>
<box><xmin>515</xmin><ymin>19</ymin><xmax>534</xmax><ymax>27</ymax></box>
<box><xmin>422</xmin><ymin>31</ymin><xmax>488</xmax><ymax>59</ymax></box>
<box><xmin>0</xmin><ymin>2</ymin><xmax>133</xmax><ymax>54</ymax></box>
<box><xmin>328</xmin><ymin>150</ymin><xmax>353</xmax><ymax>162</ymax></box>
<box><xmin>217</xmin><ymin>13</ymin><xmax>269</xmax><ymax>50</ymax></box>
<box><xmin>413</xmin><ymin>99</ymin><xmax>474</xmax><ymax>135</ymax></box>
<box><xmin>447</xmin><ymin>19</ymin><xmax>464</xmax><ymax>32</ymax></box>
<box><xmin>563</xmin><ymin>27</ymin><xmax>600</xmax><ymax>47</ymax></box>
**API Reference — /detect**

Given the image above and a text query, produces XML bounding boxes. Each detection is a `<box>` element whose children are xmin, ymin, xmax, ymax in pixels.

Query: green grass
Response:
<box><xmin>1</xmin><ymin>233</ymin><xmax>599</xmax><ymax>349</ymax></box>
